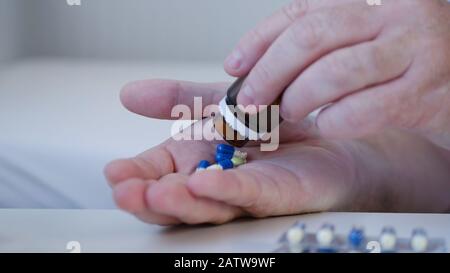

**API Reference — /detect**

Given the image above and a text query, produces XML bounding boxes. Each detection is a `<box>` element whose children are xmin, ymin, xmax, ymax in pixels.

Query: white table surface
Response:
<box><xmin>0</xmin><ymin>209</ymin><xmax>448</xmax><ymax>253</ymax></box>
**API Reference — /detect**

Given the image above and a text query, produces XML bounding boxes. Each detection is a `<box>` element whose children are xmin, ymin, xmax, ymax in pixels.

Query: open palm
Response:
<box><xmin>104</xmin><ymin>80</ymin><xmax>375</xmax><ymax>225</ymax></box>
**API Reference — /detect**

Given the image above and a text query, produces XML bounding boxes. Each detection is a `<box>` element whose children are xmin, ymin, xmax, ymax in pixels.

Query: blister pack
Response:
<box><xmin>275</xmin><ymin>221</ymin><xmax>447</xmax><ymax>253</ymax></box>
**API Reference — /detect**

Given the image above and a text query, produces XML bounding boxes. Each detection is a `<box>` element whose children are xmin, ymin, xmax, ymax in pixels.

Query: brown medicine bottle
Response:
<box><xmin>213</xmin><ymin>76</ymin><xmax>282</xmax><ymax>148</ymax></box>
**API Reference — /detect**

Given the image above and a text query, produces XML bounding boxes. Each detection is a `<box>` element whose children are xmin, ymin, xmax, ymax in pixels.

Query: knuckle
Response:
<box><xmin>290</xmin><ymin>13</ymin><xmax>326</xmax><ymax>49</ymax></box>
<box><xmin>146</xmin><ymin>184</ymin><xmax>169</xmax><ymax>211</ymax></box>
<box><xmin>323</xmin><ymin>56</ymin><xmax>346</xmax><ymax>84</ymax></box>
<box><xmin>283</xmin><ymin>0</ymin><xmax>309</xmax><ymax>22</ymax></box>
<box><xmin>251</xmin><ymin>63</ymin><xmax>273</xmax><ymax>88</ymax></box>
<box><xmin>300</xmin><ymin>87</ymin><xmax>320</xmax><ymax>109</ymax></box>
<box><xmin>247</xmin><ymin>27</ymin><xmax>269</xmax><ymax>46</ymax></box>
<box><xmin>146</xmin><ymin>180</ymin><xmax>179</xmax><ymax>212</ymax></box>
<box><xmin>323</xmin><ymin>51</ymin><xmax>360</xmax><ymax>85</ymax></box>
<box><xmin>325</xmin><ymin>45</ymin><xmax>387</xmax><ymax>86</ymax></box>
<box><xmin>290</xmin><ymin>77</ymin><xmax>320</xmax><ymax>111</ymax></box>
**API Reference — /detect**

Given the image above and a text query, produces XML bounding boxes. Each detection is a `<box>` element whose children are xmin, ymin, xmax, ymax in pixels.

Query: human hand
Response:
<box><xmin>104</xmin><ymin>80</ymin><xmax>450</xmax><ymax>225</ymax></box>
<box><xmin>225</xmin><ymin>0</ymin><xmax>450</xmax><ymax>149</ymax></box>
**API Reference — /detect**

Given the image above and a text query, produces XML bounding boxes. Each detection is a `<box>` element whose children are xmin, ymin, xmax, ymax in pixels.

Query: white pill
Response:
<box><xmin>234</xmin><ymin>150</ymin><xmax>248</xmax><ymax>159</ymax></box>
<box><xmin>380</xmin><ymin>233</ymin><xmax>397</xmax><ymax>251</ymax></box>
<box><xmin>288</xmin><ymin>244</ymin><xmax>303</xmax><ymax>253</ymax></box>
<box><xmin>316</xmin><ymin>227</ymin><xmax>334</xmax><ymax>248</ymax></box>
<box><xmin>287</xmin><ymin>227</ymin><xmax>305</xmax><ymax>245</ymax></box>
<box><xmin>411</xmin><ymin>234</ymin><xmax>428</xmax><ymax>252</ymax></box>
<box><xmin>206</xmin><ymin>164</ymin><xmax>223</xmax><ymax>170</ymax></box>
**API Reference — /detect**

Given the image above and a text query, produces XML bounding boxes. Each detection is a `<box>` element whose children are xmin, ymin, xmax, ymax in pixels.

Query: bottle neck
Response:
<box><xmin>214</xmin><ymin>77</ymin><xmax>283</xmax><ymax>148</ymax></box>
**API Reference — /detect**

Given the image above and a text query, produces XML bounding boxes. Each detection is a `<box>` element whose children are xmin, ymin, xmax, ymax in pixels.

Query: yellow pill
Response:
<box><xmin>231</xmin><ymin>156</ymin><xmax>246</xmax><ymax>167</ymax></box>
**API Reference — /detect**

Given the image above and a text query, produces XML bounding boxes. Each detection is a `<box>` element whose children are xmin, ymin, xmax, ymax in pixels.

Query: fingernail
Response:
<box><xmin>226</xmin><ymin>50</ymin><xmax>243</xmax><ymax>70</ymax></box>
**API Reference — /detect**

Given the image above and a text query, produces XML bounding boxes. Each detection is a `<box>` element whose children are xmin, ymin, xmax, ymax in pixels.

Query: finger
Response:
<box><xmin>105</xmin><ymin>118</ymin><xmax>226</xmax><ymax>186</ymax></box>
<box><xmin>280</xmin><ymin>36</ymin><xmax>413</xmax><ymax>122</ymax></box>
<box><xmin>105</xmin><ymin>145</ymin><xmax>176</xmax><ymax>186</ymax></box>
<box><xmin>237</xmin><ymin>3</ymin><xmax>384</xmax><ymax>110</ymax></box>
<box><xmin>147</xmin><ymin>174</ymin><xmax>243</xmax><ymax>224</ymax></box>
<box><xmin>118</xmin><ymin>78</ymin><xmax>319</xmax><ymax>143</ymax></box>
<box><xmin>277</xmin><ymin>116</ymin><xmax>319</xmax><ymax>142</ymax></box>
<box><xmin>224</xmin><ymin>0</ymin><xmax>357</xmax><ymax>76</ymax></box>
<box><xmin>186</xmin><ymin>164</ymin><xmax>308</xmax><ymax>217</ymax></box>
<box><xmin>187</xmin><ymin>169</ymin><xmax>263</xmax><ymax>208</ymax></box>
<box><xmin>187</xmin><ymin>143</ymin><xmax>361</xmax><ymax>215</ymax></box>
<box><xmin>316</xmin><ymin>77</ymin><xmax>408</xmax><ymax>139</ymax></box>
<box><xmin>120</xmin><ymin>79</ymin><xmax>228</xmax><ymax>119</ymax></box>
<box><xmin>113</xmin><ymin>178</ymin><xmax>180</xmax><ymax>225</ymax></box>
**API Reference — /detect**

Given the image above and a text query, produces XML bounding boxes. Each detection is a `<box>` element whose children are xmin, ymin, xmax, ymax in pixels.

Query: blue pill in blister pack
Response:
<box><xmin>348</xmin><ymin>227</ymin><xmax>365</xmax><ymax>248</ymax></box>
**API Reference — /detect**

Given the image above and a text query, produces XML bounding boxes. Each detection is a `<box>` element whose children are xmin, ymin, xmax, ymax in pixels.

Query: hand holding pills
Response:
<box><xmin>104</xmin><ymin>80</ymin><xmax>450</xmax><ymax>225</ymax></box>
<box><xmin>224</xmin><ymin>0</ymin><xmax>450</xmax><ymax>150</ymax></box>
<box><xmin>104</xmin><ymin>0</ymin><xmax>450</xmax><ymax>226</ymax></box>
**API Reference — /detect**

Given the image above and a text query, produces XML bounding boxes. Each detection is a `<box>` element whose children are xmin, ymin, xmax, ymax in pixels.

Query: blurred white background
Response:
<box><xmin>1</xmin><ymin>0</ymin><xmax>288</xmax><ymax>62</ymax></box>
<box><xmin>0</xmin><ymin>0</ymin><xmax>288</xmax><ymax>208</ymax></box>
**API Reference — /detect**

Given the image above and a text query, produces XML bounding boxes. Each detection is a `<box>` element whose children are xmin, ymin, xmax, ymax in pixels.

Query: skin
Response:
<box><xmin>104</xmin><ymin>0</ymin><xmax>450</xmax><ymax>225</ymax></box>
<box><xmin>225</xmin><ymin>0</ymin><xmax>450</xmax><ymax>149</ymax></box>
<box><xmin>104</xmin><ymin>80</ymin><xmax>450</xmax><ymax>225</ymax></box>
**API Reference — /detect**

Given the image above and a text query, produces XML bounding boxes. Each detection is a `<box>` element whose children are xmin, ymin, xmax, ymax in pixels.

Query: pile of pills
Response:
<box><xmin>276</xmin><ymin>222</ymin><xmax>446</xmax><ymax>253</ymax></box>
<box><xmin>196</xmin><ymin>144</ymin><xmax>247</xmax><ymax>172</ymax></box>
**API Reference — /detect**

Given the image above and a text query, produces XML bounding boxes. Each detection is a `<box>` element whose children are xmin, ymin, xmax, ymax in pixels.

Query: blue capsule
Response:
<box><xmin>215</xmin><ymin>152</ymin><xmax>233</xmax><ymax>162</ymax></box>
<box><xmin>348</xmin><ymin>227</ymin><xmax>365</xmax><ymax>248</ymax></box>
<box><xmin>317</xmin><ymin>248</ymin><xmax>337</xmax><ymax>253</ymax></box>
<box><xmin>197</xmin><ymin>145</ymin><xmax>247</xmax><ymax>172</ymax></box>
<box><xmin>217</xmin><ymin>159</ymin><xmax>234</xmax><ymax>170</ymax></box>
<box><xmin>216</xmin><ymin>144</ymin><xmax>235</xmax><ymax>155</ymax></box>
<box><xmin>197</xmin><ymin>160</ymin><xmax>211</xmax><ymax>170</ymax></box>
